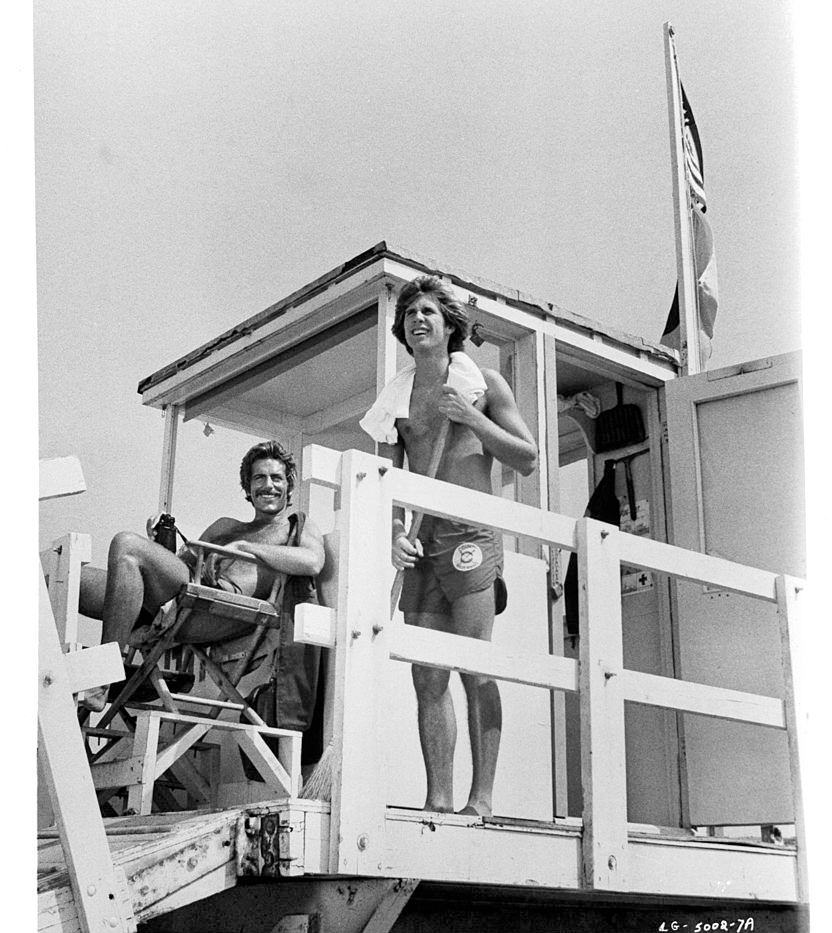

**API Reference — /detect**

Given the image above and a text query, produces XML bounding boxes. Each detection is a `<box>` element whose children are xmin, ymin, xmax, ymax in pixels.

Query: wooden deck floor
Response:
<box><xmin>38</xmin><ymin>808</ymin><xmax>245</xmax><ymax>932</ymax></box>
<box><xmin>37</xmin><ymin>803</ymin><xmax>801</xmax><ymax>932</ymax></box>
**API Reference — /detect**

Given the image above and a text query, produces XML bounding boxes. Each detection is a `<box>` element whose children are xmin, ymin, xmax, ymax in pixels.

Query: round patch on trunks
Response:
<box><xmin>452</xmin><ymin>542</ymin><xmax>483</xmax><ymax>572</ymax></box>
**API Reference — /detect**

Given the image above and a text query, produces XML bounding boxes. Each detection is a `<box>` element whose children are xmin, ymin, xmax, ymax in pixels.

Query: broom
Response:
<box><xmin>300</xmin><ymin>418</ymin><xmax>452</xmax><ymax>802</ymax></box>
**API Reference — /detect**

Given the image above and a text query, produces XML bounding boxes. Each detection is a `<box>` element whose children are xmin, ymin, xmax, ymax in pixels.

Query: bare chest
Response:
<box><xmin>400</xmin><ymin>382</ymin><xmax>445</xmax><ymax>440</ymax></box>
<box><xmin>213</xmin><ymin>519</ymin><xmax>293</xmax><ymax>547</ymax></box>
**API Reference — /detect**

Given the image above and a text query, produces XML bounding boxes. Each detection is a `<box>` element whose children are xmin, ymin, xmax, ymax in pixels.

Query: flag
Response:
<box><xmin>661</xmin><ymin>207</ymin><xmax>719</xmax><ymax>357</ymax></box>
<box><xmin>660</xmin><ymin>72</ymin><xmax>719</xmax><ymax>366</ymax></box>
<box><xmin>691</xmin><ymin>206</ymin><xmax>718</xmax><ymax>349</ymax></box>
<box><xmin>681</xmin><ymin>84</ymin><xmax>706</xmax><ymax>211</ymax></box>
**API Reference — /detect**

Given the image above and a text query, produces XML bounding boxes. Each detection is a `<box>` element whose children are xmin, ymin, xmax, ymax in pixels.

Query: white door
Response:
<box><xmin>665</xmin><ymin>351</ymin><xmax>804</xmax><ymax>826</ymax></box>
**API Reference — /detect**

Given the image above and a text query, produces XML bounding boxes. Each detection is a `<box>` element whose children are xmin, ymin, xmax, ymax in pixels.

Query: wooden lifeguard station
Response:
<box><xmin>38</xmin><ymin>242</ymin><xmax>807</xmax><ymax>931</ymax></box>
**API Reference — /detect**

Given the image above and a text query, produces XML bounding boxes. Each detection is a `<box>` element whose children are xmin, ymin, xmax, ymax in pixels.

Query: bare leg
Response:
<box><xmin>78</xmin><ymin>565</ymin><xmax>107</xmax><ymax>619</ymax></box>
<box><xmin>451</xmin><ymin>588</ymin><xmax>500</xmax><ymax>817</ymax></box>
<box><xmin>407</xmin><ymin>610</ymin><xmax>456</xmax><ymax>813</ymax></box>
<box><xmin>77</xmin><ymin>533</ymin><xmax>189</xmax><ymax>711</ymax></box>
<box><xmin>100</xmin><ymin>532</ymin><xmax>190</xmax><ymax>648</ymax></box>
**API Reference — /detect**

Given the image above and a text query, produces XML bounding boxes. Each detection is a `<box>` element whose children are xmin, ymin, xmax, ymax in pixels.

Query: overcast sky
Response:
<box><xmin>34</xmin><ymin>0</ymin><xmax>801</xmax><ymax>558</ymax></box>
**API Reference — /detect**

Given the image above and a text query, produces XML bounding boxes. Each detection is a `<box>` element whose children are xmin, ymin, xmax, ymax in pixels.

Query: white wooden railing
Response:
<box><xmin>296</xmin><ymin>445</ymin><xmax>807</xmax><ymax>898</ymax></box>
<box><xmin>38</xmin><ymin>458</ymin><xmax>135</xmax><ymax>933</ymax></box>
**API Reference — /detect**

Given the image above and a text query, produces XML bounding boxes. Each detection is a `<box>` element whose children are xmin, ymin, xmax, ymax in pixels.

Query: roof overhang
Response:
<box><xmin>138</xmin><ymin>241</ymin><xmax>679</xmax><ymax>409</ymax></box>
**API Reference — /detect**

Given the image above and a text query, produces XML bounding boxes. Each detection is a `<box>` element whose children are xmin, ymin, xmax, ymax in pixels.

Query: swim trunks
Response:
<box><xmin>399</xmin><ymin>516</ymin><xmax>506</xmax><ymax>615</ymax></box>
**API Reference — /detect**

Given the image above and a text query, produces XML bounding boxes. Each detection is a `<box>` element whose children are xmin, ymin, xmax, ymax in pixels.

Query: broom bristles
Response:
<box><xmin>299</xmin><ymin>744</ymin><xmax>334</xmax><ymax>801</ymax></box>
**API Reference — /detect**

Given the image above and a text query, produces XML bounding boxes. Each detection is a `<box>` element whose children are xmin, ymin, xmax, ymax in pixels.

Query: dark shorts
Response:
<box><xmin>189</xmin><ymin>563</ymin><xmax>243</xmax><ymax>594</ymax></box>
<box><xmin>399</xmin><ymin>517</ymin><xmax>506</xmax><ymax>615</ymax></box>
<box><xmin>134</xmin><ymin>561</ymin><xmax>241</xmax><ymax>630</ymax></box>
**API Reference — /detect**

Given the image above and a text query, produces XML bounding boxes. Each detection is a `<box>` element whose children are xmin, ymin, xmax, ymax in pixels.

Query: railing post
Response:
<box><xmin>45</xmin><ymin>532</ymin><xmax>92</xmax><ymax>649</ymax></box>
<box><xmin>578</xmin><ymin>518</ymin><xmax>628</xmax><ymax>890</ymax></box>
<box><xmin>38</xmin><ymin>571</ymin><xmax>135</xmax><ymax>932</ymax></box>
<box><xmin>328</xmin><ymin>449</ymin><xmax>393</xmax><ymax>875</ymax></box>
<box><xmin>775</xmin><ymin>575</ymin><xmax>808</xmax><ymax>901</ymax></box>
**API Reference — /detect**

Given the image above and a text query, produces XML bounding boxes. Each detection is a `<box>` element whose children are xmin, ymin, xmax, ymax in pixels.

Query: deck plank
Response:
<box><xmin>37</xmin><ymin>807</ymin><xmax>248</xmax><ymax>930</ymax></box>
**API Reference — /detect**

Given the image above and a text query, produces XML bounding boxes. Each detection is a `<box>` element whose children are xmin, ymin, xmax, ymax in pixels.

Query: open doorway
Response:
<box><xmin>553</xmin><ymin>355</ymin><xmax>681</xmax><ymax>826</ymax></box>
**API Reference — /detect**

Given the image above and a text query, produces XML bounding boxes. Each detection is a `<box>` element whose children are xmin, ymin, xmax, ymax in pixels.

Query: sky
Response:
<box><xmin>15</xmin><ymin>0</ymin><xmax>832</xmax><ymax>916</ymax></box>
<box><xmin>33</xmin><ymin>0</ymin><xmax>804</xmax><ymax>561</ymax></box>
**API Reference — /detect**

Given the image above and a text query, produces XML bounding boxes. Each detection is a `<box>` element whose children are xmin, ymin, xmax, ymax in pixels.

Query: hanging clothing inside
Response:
<box><xmin>563</xmin><ymin>459</ymin><xmax>621</xmax><ymax>638</ymax></box>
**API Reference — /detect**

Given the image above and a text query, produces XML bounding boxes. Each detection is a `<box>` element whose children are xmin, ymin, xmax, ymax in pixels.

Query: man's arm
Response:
<box><xmin>226</xmin><ymin>517</ymin><xmax>325</xmax><ymax>577</ymax></box>
<box><xmin>379</xmin><ymin>437</ymin><xmax>423</xmax><ymax>569</ymax></box>
<box><xmin>145</xmin><ymin>514</ymin><xmax>237</xmax><ymax>571</ymax></box>
<box><xmin>178</xmin><ymin>516</ymin><xmax>243</xmax><ymax>574</ymax></box>
<box><xmin>438</xmin><ymin>369</ymin><xmax>538</xmax><ymax>475</ymax></box>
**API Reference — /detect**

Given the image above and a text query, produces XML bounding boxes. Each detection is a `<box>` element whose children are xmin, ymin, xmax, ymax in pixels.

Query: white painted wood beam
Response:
<box><xmin>381</xmin><ymin>466</ymin><xmax>579</xmax><ymax>548</ymax></box>
<box><xmin>157</xmin><ymin>404</ymin><xmax>181</xmax><ymax>514</ymax></box>
<box><xmin>617</xmin><ymin>531</ymin><xmax>779</xmax><ymax>602</ymax></box>
<box><xmin>38</xmin><ymin>571</ymin><xmax>136</xmax><ymax>933</ymax></box>
<box><xmin>63</xmin><ymin>642</ymin><xmax>124</xmax><ymax>694</ymax></box>
<box><xmin>301</xmin><ymin>444</ymin><xmax>345</xmax><ymax>490</ymax></box>
<box><xmin>388</xmin><ymin>625</ymin><xmax>578</xmax><ymax>693</ymax></box>
<box><xmin>578</xmin><ymin>518</ymin><xmax>628</xmax><ymax>891</ymax></box>
<box><xmin>621</xmin><ymin>669</ymin><xmax>785</xmax><ymax>728</ymax></box>
<box><xmin>376</xmin><ymin>279</ymin><xmax>399</xmax><ymax>393</ymax></box>
<box><xmin>776</xmin><ymin>574</ymin><xmax>808</xmax><ymax>901</ymax></box>
<box><xmin>327</xmin><ymin>449</ymin><xmax>394</xmax><ymax>876</ymax></box>
<box><xmin>304</xmin><ymin>387</ymin><xmax>377</xmax><ymax>436</ymax></box>
<box><xmin>382</xmin><ymin>257</ymin><xmax>676</xmax><ymax>384</ymax></box>
<box><xmin>294</xmin><ymin>603</ymin><xmax>337</xmax><ymax>648</ymax></box>
<box><xmin>141</xmin><ymin>272</ymin><xmax>385</xmax><ymax>407</ymax></box>
<box><xmin>39</xmin><ymin>456</ymin><xmax>86</xmax><ymax>501</ymax></box>
<box><xmin>44</xmin><ymin>532</ymin><xmax>91</xmax><ymax>648</ymax></box>
<box><xmin>191</xmin><ymin>397</ymin><xmax>304</xmax><ymax>431</ymax></box>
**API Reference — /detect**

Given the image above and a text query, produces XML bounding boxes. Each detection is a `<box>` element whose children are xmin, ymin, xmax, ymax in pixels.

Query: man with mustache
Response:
<box><xmin>76</xmin><ymin>439</ymin><xmax>325</xmax><ymax>713</ymax></box>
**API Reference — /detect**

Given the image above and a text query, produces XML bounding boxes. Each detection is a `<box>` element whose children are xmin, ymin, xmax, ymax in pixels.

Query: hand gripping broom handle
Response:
<box><xmin>389</xmin><ymin>418</ymin><xmax>451</xmax><ymax>617</ymax></box>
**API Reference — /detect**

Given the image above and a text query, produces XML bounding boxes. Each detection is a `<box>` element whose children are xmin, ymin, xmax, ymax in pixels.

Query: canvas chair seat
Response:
<box><xmin>165</xmin><ymin>581</ymin><xmax>281</xmax><ymax>645</ymax></box>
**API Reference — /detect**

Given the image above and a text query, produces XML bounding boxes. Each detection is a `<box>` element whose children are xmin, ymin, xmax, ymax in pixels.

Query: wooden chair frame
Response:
<box><xmin>87</xmin><ymin>540</ymin><xmax>302</xmax><ymax>814</ymax></box>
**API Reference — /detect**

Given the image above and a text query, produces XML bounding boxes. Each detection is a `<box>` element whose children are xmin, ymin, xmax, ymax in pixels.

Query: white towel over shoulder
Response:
<box><xmin>359</xmin><ymin>351</ymin><xmax>487</xmax><ymax>445</ymax></box>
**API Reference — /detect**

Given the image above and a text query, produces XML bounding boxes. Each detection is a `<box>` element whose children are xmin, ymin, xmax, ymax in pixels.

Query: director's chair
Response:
<box><xmin>85</xmin><ymin>540</ymin><xmax>302</xmax><ymax>815</ymax></box>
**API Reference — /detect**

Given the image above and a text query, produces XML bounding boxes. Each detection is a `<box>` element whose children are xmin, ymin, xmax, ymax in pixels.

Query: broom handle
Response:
<box><xmin>389</xmin><ymin>418</ymin><xmax>451</xmax><ymax>617</ymax></box>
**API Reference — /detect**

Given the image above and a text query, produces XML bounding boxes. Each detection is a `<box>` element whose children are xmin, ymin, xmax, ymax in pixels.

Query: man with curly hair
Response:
<box><xmin>77</xmin><ymin>439</ymin><xmax>325</xmax><ymax>711</ymax></box>
<box><xmin>361</xmin><ymin>275</ymin><xmax>537</xmax><ymax>816</ymax></box>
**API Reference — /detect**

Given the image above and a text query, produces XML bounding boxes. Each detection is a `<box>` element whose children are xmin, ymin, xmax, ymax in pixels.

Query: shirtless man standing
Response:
<box><xmin>360</xmin><ymin>275</ymin><xmax>537</xmax><ymax>816</ymax></box>
<box><xmin>78</xmin><ymin>439</ymin><xmax>325</xmax><ymax>711</ymax></box>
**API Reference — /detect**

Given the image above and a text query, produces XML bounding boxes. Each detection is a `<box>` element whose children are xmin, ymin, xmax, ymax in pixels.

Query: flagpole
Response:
<box><xmin>663</xmin><ymin>22</ymin><xmax>701</xmax><ymax>375</ymax></box>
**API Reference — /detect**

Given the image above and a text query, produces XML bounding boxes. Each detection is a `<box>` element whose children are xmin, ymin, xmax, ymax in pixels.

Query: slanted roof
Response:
<box><xmin>137</xmin><ymin>240</ymin><xmax>678</xmax><ymax>397</ymax></box>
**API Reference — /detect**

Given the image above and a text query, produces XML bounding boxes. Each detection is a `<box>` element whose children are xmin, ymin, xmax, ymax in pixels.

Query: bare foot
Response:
<box><xmin>78</xmin><ymin>685</ymin><xmax>108</xmax><ymax>713</ymax></box>
<box><xmin>423</xmin><ymin>802</ymin><xmax>454</xmax><ymax>814</ymax></box>
<box><xmin>457</xmin><ymin>802</ymin><xmax>491</xmax><ymax>817</ymax></box>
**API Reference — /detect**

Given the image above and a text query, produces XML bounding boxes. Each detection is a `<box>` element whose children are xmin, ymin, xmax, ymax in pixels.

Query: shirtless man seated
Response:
<box><xmin>360</xmin><ymin>275</ymin><xmax>537</xmax><ymax>816</ymax></box>
<box><xmin>78</xmin><ymin>439</ymin><xmax>325</xmax><ymax>711</ymax></box>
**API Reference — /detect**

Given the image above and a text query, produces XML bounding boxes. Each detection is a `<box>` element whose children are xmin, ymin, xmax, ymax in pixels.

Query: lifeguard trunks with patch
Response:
<box><xmin>399</xmin><ymin>516</ymin><xmax>506</xmax><ymax>615</ymax></box>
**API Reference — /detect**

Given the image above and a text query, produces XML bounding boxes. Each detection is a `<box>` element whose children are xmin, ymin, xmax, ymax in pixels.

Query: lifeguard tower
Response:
<box><xmin>38</xmin><ymin>242</ymin><xmax>807</xmax><ymax>932</ymax></box>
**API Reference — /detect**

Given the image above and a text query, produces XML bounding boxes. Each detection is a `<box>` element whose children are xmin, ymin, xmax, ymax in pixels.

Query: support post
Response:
<box><xmin>376</xmin><ymin>281</ymin><xmax>399</xmax><ymax>394</ymax></box>
<box><xmin>775</xmin><ymin>575</ymin><xmax>808</xmax><ymax>902</ymax></box>
<box><xmin>543</xmin><ymin>332</ymin><xmax>569</xmax><ymax>819</ymax></box>
<box><xmin>327</xmin><ymin>449</ymin><xmax>392</xmax><ymax>875</ymax></box>
<box><xmin>158</xmin><ymin>403</ymin><xmax>182</xmax><ymax>514</ymax></box>
<box><xmin>126</xmin><ymin>712</ymin><xmax>162</xmax><ymax>816</ymax></box>
<box><xmin>578</xmin><ymin>518</ymin><xmax>628</xmax><ymax>890</ymax></box>
<box><xmin>663</xmin><ymin>22</ymin><xmax>701</xmax><ymax>375</ymax></box>
<box><xmin>513</xmin><ymin>330</ymin><xmax>545</xmax><ymax>557</ymax></box>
